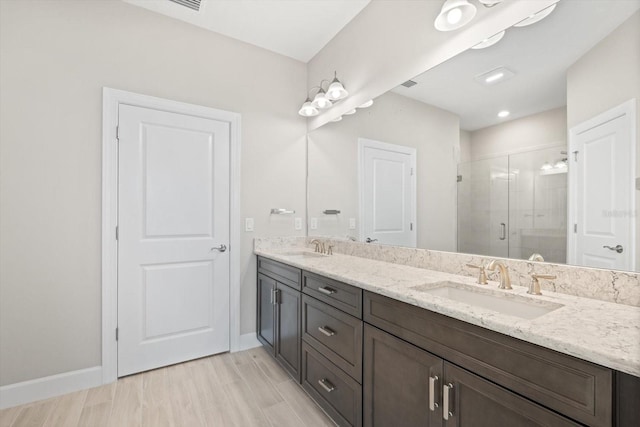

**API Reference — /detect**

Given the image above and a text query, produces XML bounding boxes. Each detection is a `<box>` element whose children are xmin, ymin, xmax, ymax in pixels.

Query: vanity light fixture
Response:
<box><xmin>299</xmin><ymin>71</ymin><xmax>348</xmax><ymax>117</ymax></box>
<box><xmin>472</xmin><ymin>30</ymin><xmax>506</xmax><ymax>50</ymax></box>
<box><xmin>497</xmin><ymin>110</ymin><xmax>510</xmax><ymax>118</ymax></box>
<box><xmin>359</xmin><ymin>99</ymin><xmax>374</xmax><ymax>108</ymax></box>
<box><xmin>540</xmin><ymin>162</ymin><xmax>553</xmax><ymax>171</ymax></box>
<box><xmin>298</xmin><ymin>98</ymin><xmax>319</xmax><ymax>117</ymax></box>
<box><xmin>434</xmin><ymin>0</ymin><xmax>477</xmax><ymax>32</ymax></box>
<box><xmin>514</xmin><ymin>3</ymin><xmax>557</xmax><ymax>27</ymax></box>
<box><xmin>326</xmin><ymin>71</ymin><xmax>349</xmax><ymax>101</ymax></box>
<box><xmin>478</xmin><ymin>0</ymin><xmax>503</xmax><ymax>6</ymax></box>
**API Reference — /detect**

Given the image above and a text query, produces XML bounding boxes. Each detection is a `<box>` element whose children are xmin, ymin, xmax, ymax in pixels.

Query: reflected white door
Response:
<box><xmin>117</xmin><ymin>104</ymin><xmax>230</xmax><ymax>376</ymax></box>
<box><xmin>359</xmin><ymin>138</ymin><xmax>416</xmax><ymax>247</ymax></box>
<box><xmin>569</xmin><ymin>100</ymin><xmax>636</xmax><ymax>271</ymax></box>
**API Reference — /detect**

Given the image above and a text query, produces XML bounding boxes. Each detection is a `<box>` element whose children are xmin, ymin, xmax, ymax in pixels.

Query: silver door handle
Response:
<box><xmin>443</xmin><ymin>383</ymin><xmax>454</xmax><ymax>421</ymax></box>
<box><xmin>365</xmin><ymin>237</ymin><xmax>378</xmax><ymax>243</ymax></box>
<box><xmin>210</xmin><ymin>244</ymin><xmax>227</xmax><ymax>252</ymax></box>
<box><xmin>429</xmin><ymin>375</ymin><xmax>439</xmax><ymax>411</ymax></box>
<box><xmin>318</xmin><ymin>326</ymin><xmax>335</xmax><ymax>337</ymax></box>
<box><xmin>318</xmin><ymin>378</ymin><xmax>335</xmax><ymax>393</ymax></box>
<box><xmin>603</xmin><ymin>245</ymin><xmax>623</xmax><ymax>253</ymax></box>
<box><xmin>499</xmin><ymin>223</ymin><xmax>506</xmax><ymax>240</ymax></box>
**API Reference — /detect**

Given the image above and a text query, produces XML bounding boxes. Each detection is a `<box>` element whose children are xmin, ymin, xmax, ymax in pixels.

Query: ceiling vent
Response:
<box><xmin>168</xmin><ymin>0</ymin><xmax>201</xmax><ymax>11</ymax></box>
<box><xmin>401</xmin><ymin>80</ymin><xmax>418</xmax><ymax>88</ymax></box>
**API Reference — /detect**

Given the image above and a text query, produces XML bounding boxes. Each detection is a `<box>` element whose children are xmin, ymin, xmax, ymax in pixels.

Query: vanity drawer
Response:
<box><xmin>258</xmin><ymin>256</ymin><xmax>301</xmax><ymax>290</ymax></box>
<box><xmin>302</xmin><ymin>271</ymin><xmax>362</xmax><ymax>318</ymax></box>
<box><xmin>302</xmin><ymin>342</ymin><xmax>362</xmax><ymax>427</ymax></box>
<box><xmin>363</xmin><ymin>291</ymin><xmax>613</xmax><ymax>427</ymax></box>
<box><xmin>302</xmin><ymin>295</ymin><xmax>363</xmax><ymax>382</ymax></box>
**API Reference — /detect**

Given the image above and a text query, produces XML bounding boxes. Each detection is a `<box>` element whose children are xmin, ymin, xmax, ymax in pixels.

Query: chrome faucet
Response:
<box><xmin>528</xmin><ymin>253</ymin><xmax>545</xmax><ymax>262</ymax></box>
<box><xmin>487</xmin><ymin>260</ymin><xmax>512</xmax><ymax>290</ymax></box>
<box><xmin>310</xmin><ymin>239</ymin><xmax>322</xmax><ymax>253</ymax></box>
<box><xmin>528</xmin><ymin>273</ymin><xmax>556</xmax><ymax>295</ymax></box>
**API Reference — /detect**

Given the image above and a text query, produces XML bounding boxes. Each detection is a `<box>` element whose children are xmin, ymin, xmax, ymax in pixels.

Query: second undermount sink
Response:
<box><xmin>278</xmin><ymin>250</ymin><xmax>327</xmax><ymax>259</ymax></box>
<box><xmin>412</xmin><ymin>281</ymin><xmax>563</xmax><ymax>320</ymax></box>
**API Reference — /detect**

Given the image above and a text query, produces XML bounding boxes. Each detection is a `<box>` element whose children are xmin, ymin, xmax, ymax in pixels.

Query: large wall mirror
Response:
<box><xmin>307</xmin><ymin>0</ymin><xmax>640</xmax><ymax>272</ymax></box>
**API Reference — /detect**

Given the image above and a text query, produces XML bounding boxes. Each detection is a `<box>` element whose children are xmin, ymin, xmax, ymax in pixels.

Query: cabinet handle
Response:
<box><xmin>429</xmin><ymin>375</ymin><xmax>439</xmax><ymax>411</ymax></box>
<box><xmin>318</xmin><ymin>286</ymin><xmax>336</xmax><ymax>295</ymax></box>
<box><xmin>272</xmin><ymin>289</ymin><xmax>279</xmax><ymax>305</ymax></box>
<box><xmin>499</xmin><ymin>223</ymin><xmax>506</xmax><ymax>241</ymax></box>
<box><xmin>443</xmin><ymin>383</ymin><xmax>454</xmax><ymax>421</ymax></box>
<box><xmin>318</xmin><ymin>378</ymin><xmax>335</xmax><ymax>393</ymax></box>
<box><xmin>318</xmin><ymin>326</ymin><xmax>336</xmax><ymax>337</ymax></box>
<box><xmin>270</xmin><ymin>288</ymin><xmax>274</xmax><ymax>304</ymax></box>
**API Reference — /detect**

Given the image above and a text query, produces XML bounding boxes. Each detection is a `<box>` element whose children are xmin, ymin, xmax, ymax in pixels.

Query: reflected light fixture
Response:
<box><xmin>497</xmin><ymin>110</ymin><xmax>510</xmax><ymax>118</ymax></box>
<box><xmin>472</xmin><ymin>30</ymin><xmax>506</xmax><ymax>49</ymax></box>
<box><xmin>326</xmin><ymin>71</ymin><xmax>349</xmax><ymax>101</ymax></box>
<box><xmin>514</xmin><ymin>3</ymin><xmax>557</xmax><ymax>27</ymax></box>
<box><xmin>298</xmin><ymin>98</ymin><xmax>318</xmax><ymax>117</ymax></box>
<box><xmin>540</xmin><ymin>162</ymin><xmax>553</xmax><ymax>171</ymax></box>
<box><xmin>435</xmin><ymin>0</ymin><xmax>477</xmax><ymax>32</ymax></box>
<box><xmin>478</xmin><ymin>0</ymin><xmax>503</xmax><ymax>6</ymax></box>
<box><xmin>359</xmin><ymin>99</ymin><xmax>374</xmax><ymax>108</ymax></box>
<box><xmin>344</xmin><ymin>109</ymin><xmax>357</xmax><ymax>115</ymax></box>
<box><xmin>331</xmin><ymin>116</ymin><xmax>343</xmax><ymax>122</ymax></box>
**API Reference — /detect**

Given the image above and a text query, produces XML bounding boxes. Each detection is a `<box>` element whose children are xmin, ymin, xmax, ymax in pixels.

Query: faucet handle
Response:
<box><xmin>327</xmin><ymin>245</ymin><xmax>334</xmax><ymax>255</ymax></box>
<box><xmin>528</xmin><ymin>274</ymin><xmax>556</xmax><ymax>295</ymax></box>
<box><xmin>466</xmin><ymin>264</ymin><xmax>488</xmax><ymax>285</ymax></box>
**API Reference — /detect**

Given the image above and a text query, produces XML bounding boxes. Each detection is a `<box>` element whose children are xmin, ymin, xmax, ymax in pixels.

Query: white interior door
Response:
<box><xmin>359</xmin><ymin>138</ymin><xmax>416</xmax><ymax>247</ymax></box>
<box><xmin>569</xmin><ymin>100</ymin><xmax>636</xmax><ymax>271</ymax></box>
<box><xmin>117</xmin><ymin>104</ymin><xmax>230</xmax><ymax>377</ymax></box>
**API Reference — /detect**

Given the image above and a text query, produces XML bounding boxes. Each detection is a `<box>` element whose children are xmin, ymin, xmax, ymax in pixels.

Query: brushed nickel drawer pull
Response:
<box><xmin>318</xmin><ymin>378</ymin><xmax>335</xmax><ymax>393</ymax></box>
<box><xmin>443</xmin><ymin>383</ymin><xmax>454</xmax><ymax>420</ymax></box>
<box><xmin>318</xmin><ymin>286</ymin><xmax>336</xmax><ymax>295</ymax></box>
<box><xmin>429</xmin><ymin>375</ymin><xmax>439</xmax><ymax>411</ymax></box>
<box><xmin>318</xmin><ymin>326</ymin><xmax>336</xmax><ymax>337</ymax></box>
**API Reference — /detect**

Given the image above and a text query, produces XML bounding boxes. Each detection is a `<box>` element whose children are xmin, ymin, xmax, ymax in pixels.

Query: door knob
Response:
<box><xmin>603</xmin><ymin>245</ymin><xmax>623</xmax><ymax>253</ymax></box>
<box><xmin>365</xmin><ymin>237</ymin><xmax>378</xmax><ymax>243</ymax></box>
<box><xmin>210</xmin><ymin>244</ymin><xmax>227</xmax><ymax>253</ymax></box>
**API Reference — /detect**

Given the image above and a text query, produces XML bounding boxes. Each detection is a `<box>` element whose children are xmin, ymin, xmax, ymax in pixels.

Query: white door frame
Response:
<box><xmin>101</xmin><ymin>88</ymin><xmax>241</xmax><ymax>384</ymax></box>
<box><xmin>357</xmin><ymin>138</ymin><xmax>417</xmax><ymax>247</ymax></box>
<box><xmin>567</xmin><ymin>98</ymin><xmax>636</xmax><ymax>270</ymax></box>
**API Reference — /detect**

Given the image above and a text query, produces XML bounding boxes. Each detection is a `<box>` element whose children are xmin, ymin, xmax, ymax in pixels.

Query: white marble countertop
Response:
<box><xmin>255</xmin><ymin>247</ymin><xmax>640</xmax><ymax>377</ymax></box>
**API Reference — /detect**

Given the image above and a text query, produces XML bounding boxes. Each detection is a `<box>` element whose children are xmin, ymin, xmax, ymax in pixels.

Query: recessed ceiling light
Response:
<box><xmin>498</xmin><ymin>110</ymin><xmax>510</xmax><ymax>118</ymax></box>
<box><xmin>514</xmin><ymin>3</ymin><xmax>557</xmax><ymax>27</ymax></box>
<box><xmin>344</xmin><ymin>109</ymin><xmax>357</xmax><ymax>115</ymax></box>
<box><xmin>358</xmin><ymin>100</ymin><xmax>374</xmax><ymax>108</ymax></box>
<box><xmin>474</xmin><ymin>67</ymin><xmax>515</xmax><ymax>86</ymax></box>
<box><xmin>434</xmin><ymin>0</ymin><xmax>477</xmax><ymax>32</ymax></box>
<box><xmin>471</xmin><ymin>30</ymin><xmax>506</xmax><ymax>50</ymax></box>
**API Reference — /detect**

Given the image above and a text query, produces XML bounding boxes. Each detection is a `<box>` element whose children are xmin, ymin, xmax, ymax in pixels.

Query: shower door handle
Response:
<box><xmin>499</xmin><ymin>223</ymin><xmax>506</xmax><ymax>240</ymax></box>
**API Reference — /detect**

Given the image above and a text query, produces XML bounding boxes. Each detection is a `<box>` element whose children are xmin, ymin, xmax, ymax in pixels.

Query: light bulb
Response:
<box><xmin>312</xmin><ymin>90</ymin><xmax>332</xmax><ymax>109</ymax></box>
<box><xmin>447</xmin><ymin>8</ymin><xmax>462</xmax><ymax>24</ymax></box>
<box><xmin>298</xmin><ymin>100</ymin><xmax>318</xmax><ymax>117</ymax></box>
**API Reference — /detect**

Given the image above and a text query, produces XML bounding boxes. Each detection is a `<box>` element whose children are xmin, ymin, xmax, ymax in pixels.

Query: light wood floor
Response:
<box><xmin>0</xmin><ymin>347</ymin><xmax>336</xmax><ymax>427</ymax></box>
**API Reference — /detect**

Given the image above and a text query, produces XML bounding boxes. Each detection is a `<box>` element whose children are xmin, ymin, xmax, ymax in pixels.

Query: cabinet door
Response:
<box><xmin>275</xmin><ymin>283</ymin><xmax>301</xmax><ymax>382</ymax></box>
<box><xmin>442</xmin><ymin>362</ymin><xmax>580</xmax><ymax>427</ymax></box>
<box><xmin>257</xmin><ymin>273</ymin><xmax>275</xmax><ymax>352</ymax></box>
<box><xmin>364</xmin><ymin>324</ymin><xmax>443</xmax><ymax>427</ymax></box>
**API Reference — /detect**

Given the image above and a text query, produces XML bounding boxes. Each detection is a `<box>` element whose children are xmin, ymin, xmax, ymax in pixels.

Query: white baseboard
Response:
<box><xmin>0</xmin><ymin>366</ymin><xmax>103</xmax><ymax>410</ymax></box>
<box><xmin>234</xmin><ymin>332</ymin><xmax>261</xmax><ymax>352</ymax></box>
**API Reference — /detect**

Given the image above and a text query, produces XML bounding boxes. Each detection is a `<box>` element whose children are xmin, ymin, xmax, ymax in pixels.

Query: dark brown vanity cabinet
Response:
<box><xmin>257</xmin><ymin>258</ymin><xmax>302</xmax><ymax>382</ymax></box>
<box><xmin>364</xmin><ymin>324</ymin><xmax>580</xmax><ymax>427</ymax></box>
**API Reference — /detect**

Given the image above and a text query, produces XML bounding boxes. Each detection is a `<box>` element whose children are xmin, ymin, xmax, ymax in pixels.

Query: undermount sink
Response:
<box><xmin>412</xmin><ymin>281</ymin><xmax>563</xmax><ymax>320</ymax></box>
<box><xmin>278</xmin><ymin>250</ymin><xmax>327</xmax><ymax>259</ymax></box>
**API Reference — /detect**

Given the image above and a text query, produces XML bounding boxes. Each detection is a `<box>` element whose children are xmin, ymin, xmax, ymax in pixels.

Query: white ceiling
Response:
<box><xmin>122</xmin><ymin>0</ymin><xmax>370</xmax><ymax>62</ymax></box>
<box><xmin>392</xmin><ymin>0</ymin><xmax>640</xmax><ymax>131</ymax></box>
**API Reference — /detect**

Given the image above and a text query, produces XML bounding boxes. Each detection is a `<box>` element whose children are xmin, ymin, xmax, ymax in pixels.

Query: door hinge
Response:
<box><xmin>573</xmin><ymin>150</ymin><xmax>579</xmax><ymax>161</ymax></box>
<box><xmin>574</xmin><ymin>223</ymin><xmax>578</xmax><ymax>233</ymax></box>
<box><xmin>115</xmin><ymin>225</ymin><xmax>119</xmax><ymax>240</ymax></box>
<box><xmin>116</xmin><ymin>126</ymin><xmax>120</xmax><ymax>141</ymax></box>
<box><xmin>115</xmin><ymin>327</ymin><xmax>119</xmax><ymax>341</ymax></box>
<box><xmin>410</xmin><ymin>222</ymin><xmax>413</xmax><ymax>231</ymax></box>
<box><xmin>410</xmin><ymin>168</ymin><xmax>414</xmax><ymax>176</ymax></box>
<box><xmin>457</xmin><ymin>175</ymin><xmax>462</xmax><ymax>183</ymax></box>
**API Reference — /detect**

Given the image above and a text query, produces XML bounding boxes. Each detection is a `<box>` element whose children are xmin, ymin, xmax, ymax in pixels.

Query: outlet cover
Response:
<box><xmin>349</xmin><ymin>218</ymin><xmax>356</xmax><ymax>229</ymax></box>
<box><xmin>294</xmin><ymin>217</ymin><xmax>302</xmax><ymax>230</ymax></box>
<box><xmin>310</xmin><ymin>218</ymin><xmax>318</xmax><ymax>230</ymax></box>
<box><xmin>245</xmin><ymin>218</ymin><xmax>254</xmax><ymax>232</ymax></box>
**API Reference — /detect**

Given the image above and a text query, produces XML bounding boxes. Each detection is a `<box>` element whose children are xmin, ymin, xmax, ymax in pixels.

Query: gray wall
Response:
<box><xmin>0</xmin><ymin>0</ymin><xmax>307</xmax><ymax>386</ymax></box>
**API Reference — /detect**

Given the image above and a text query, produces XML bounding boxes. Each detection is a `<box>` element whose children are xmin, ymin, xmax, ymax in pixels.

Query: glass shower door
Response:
<box><xmin>457</xmin><ymin>156</ymin><xmax>509</xmax><ymax>257</ymax></box>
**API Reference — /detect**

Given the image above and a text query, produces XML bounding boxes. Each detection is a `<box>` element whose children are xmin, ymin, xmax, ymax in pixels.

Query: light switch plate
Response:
<box><xmin>310</xmin><ymin>218</ymin><xmax>318</xmax><ymax>230</ymax></box>
<box><xmin>349</xmin><ymin>218</ymin><xmax>356</xmax><ymax>229</ymax></box>
<box><xmin>294</xmin><ymin>217</ymin><xmax>302</xmax><ymax>230</ymax></box>
<box><xmin>245</xmin><ymin>218</ymin><xmax>254</xmax><ymax>232</ymax></box>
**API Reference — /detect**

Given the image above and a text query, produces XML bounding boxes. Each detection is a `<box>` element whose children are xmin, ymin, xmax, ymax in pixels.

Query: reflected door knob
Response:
<box><xmin>603</xmin><ymin>245</ymin><xmax>623</xmax><ymax>253</ymax></box>
<box><xmin>365</xmin><ymin>238</ymin><xmax>378</xmax><ymax>243</ymax></box>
